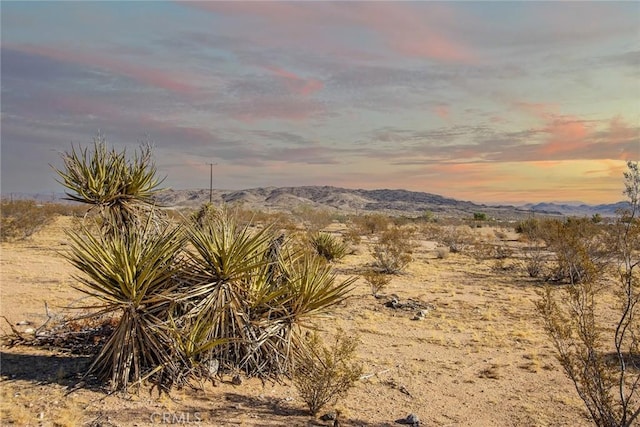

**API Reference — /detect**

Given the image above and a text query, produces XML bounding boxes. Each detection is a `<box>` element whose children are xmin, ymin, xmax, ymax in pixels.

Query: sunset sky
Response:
<box><xmin>1</xmin><ymin>1</ymin><xmax>638</xmax><ymax>204</ymax></box>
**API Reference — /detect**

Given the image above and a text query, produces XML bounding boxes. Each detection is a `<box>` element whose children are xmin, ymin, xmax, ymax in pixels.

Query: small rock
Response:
<box><xmin>386</xmin><ymin>297</ymin><xmax>401</xmax><ymax>309</ymax></box>
<box><xmin>320</xmin><ymin>412</ymin><xmax>336</xmax><ymax>421</ymax></box>
<box><xmin>207</xmin><ymin>359</ymin><xmax>219</xmax><ymax>376</ymax></box>
<box><xmin>395</xmin><ymin>413</ymin><xmax>420</xmax><ymax>426</ymax></box>
<box><xmin>16</xmin><ymin>320</ymin><xmax>31</xmax><ymax>326</ymax></box>
<box><xmin>231</xmin><ymin>374</ymin><xmax>242</xmax><ymax>385</ymax></box>
<box><xmin>412</xmin><ymin>309</ymin><xmax>429</xmax><ymax>320</ymax></box>
<box><xmin>24</xmin><ymin>328</ymin><xmax>35</xmax><ymax>334</ymax></box>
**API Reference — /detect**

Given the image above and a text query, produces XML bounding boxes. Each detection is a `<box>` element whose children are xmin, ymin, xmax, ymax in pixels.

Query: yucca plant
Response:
<box><xmin>309</xmin><ymin>232</ymin><xmax>348</xmax><ymax>262</ymax></box>
<box><xmin>53</xmin><ymin>133</ymin><xmax>166</xmax><ymax>236</ymax></box>
<box><xmin>182</xmin><ymin>208</ymin><xmax>355</xmax><ymax>378</ymax></box>
<box><xmin>65</xmin><ymin>219</ymin><xmax>185</xmax><ymax>392</ymax></box>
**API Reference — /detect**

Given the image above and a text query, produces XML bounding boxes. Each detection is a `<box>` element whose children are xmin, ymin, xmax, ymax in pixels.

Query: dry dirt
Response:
<box><xmin>0</xmin><ymin>216</ymin><xmax>591</xmax><ymax>426</ymax></box>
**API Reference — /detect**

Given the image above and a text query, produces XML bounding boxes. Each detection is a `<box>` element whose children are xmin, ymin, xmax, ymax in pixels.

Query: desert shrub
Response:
<box><xmin>543</xmin><ymin>217</ymin><xmax>609</xmax><ymax>284</ymax></box>
<box><xmin>370</xmin><ymin>226</ymin><xmax>415</xmax><ymax>274</ymax></box>
<box><xmin>515</xmin><ymin>217</ymin><xmax>543</xmax><ymax>240</ymax></box>
<box><xmin>309</xmin><ymin>232</ymin><xmax>348</xmax><ymax>262</ymax></box>
<box><xmin>470</xmin><ymin>241</ymin><xmax>511</xmax><ymax>261</ymax></box>
<box><xmin>0</xmin><ymin>200</ymin><xmax>58</xmax><ymax>241</ymax></box>
<box><xmin>522</xmin><ymin>239</ymin><xmax>547</xmax><ymax>278</ymax></box>
<box><xmin>473</xmin><ymin>212</ymin><xmax>488</xmax><ymax>221</ymax></box>
<box><xmin>350</xmin><ymin>213</ymin><xmax>390</xmax><ymax>236</ymax></box>
<box><xmin>422</xmin><ymin>210</ymin><xmax>436</xmax><ymax>222</ymax></box>
<box><xmin>538</xmin><ymin>161</ymin><xmax>640</xmax><ymax>427</ymax></box>
<box><xmin>439</xmin><ymin>225</ymin><xmax>474</xmax><ymax>253</ymax></box>
<box><xmin>294</xmin><ymin>205</ymin><xmax>333</xmax><ymax>232</ymax></box>
<box><xmin>435</xmin><ymin>246</ymin><xmax>449</xmax><ymax>259</ymax></box>
<box><xmin>342</xmin><ymin>227</ymin><xmax>362</xmax><ymax>248</ymax></box>
<box><xmin>361</xmin><ymin>269</ymin><xmax>392</xmax><ymax>296</ymax></box>
<box><xmin>293</xmin><ymin>329</ymin><xmax>363</xmax><ymax>415</ymax></box>
<box><xmin>56</xmin><ymin>137</ymin><xmax>357</xmax><ymax>393</ymax></box>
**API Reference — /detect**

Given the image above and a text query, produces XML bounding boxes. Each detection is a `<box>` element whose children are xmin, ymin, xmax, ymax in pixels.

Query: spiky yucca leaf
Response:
<box><xmin>65</xmin><ymin>221</ymin><xmax>185</xmax><ymax>391</ymax></box>
<box><xmin>53</xmin><ymin>134</ymin><xmax>166</xmax><ymax>236</ymax></box>
<box><xmin>54</xmin><ymin>134</ymin><xmax>163</xmax><ymax>206</ymax></box>
<box><xmin>181</xmin><ymin>208</ymin><xmax>355</xmax><ymax>378</ymax></box>
<box><xmin>309</xmin><ymin>232</ymin><xmax>348</xmax><ymax>262</ymax></box>
<box><xmin>182</xmin><ymin>211</ymin><xmax>282</xmax><ymax>371</ymax></box>
<box><xmin>280</xmin><ymin>254</ymin><xmax>356</xmax><ymax>324</ymax></box>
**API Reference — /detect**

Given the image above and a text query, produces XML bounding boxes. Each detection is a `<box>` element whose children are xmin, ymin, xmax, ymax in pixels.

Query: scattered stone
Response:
<box><xmin>395</xmin><ymin>413</ymin><xmax>420</xmax><ymax>426</ymax></box>
<box><xmin>320</xmin><ymin>411</ymin><xmax>336</xmax><ymax>421</ymax></box>
<box><xmin>207</xmin><ymin>359</ymin><xmax>219</xmax><ymax>376</ymax></box>
<box><xmin>411</xmin><ymin>309</ymin><xmax>430</xmax><ymax>320</ymax></box>
<box><xmin>231</xmin><ymin>374</ymin><xmax>242</xmax><ymax>385</ymax></box>
<box><xmin>24</xmin><ymin>328</ymin><xmax>35</xmax><ymax>334</ymax></box>
<box><xmin>384</xmin><ymin>296</ymin><xmax>434</xmax><ymax>313</ymax></box>
<box><xmin>16</xmin><ymin>320</ymin><xmax>31</xmax><ymax>326</ymax></box>
<box><xmin>385</xmin><ymin>297</ymin><xmax>401</xmax><ymax>309</ymax></box>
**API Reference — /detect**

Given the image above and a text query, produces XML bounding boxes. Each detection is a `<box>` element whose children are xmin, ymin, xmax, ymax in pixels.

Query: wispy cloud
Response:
<box><xmin>2</xmin><ymin>1</ymin><xmax>637</xmax><ymax>203</ymax></box>
<box><xmin>5</xmin><ymin>44</ymin><xmax>201</xmax><ymax>96</ymax></box>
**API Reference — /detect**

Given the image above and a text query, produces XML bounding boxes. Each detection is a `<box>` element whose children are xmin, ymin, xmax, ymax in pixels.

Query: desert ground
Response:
<box><xmin>1</xmin><ymin>214</ymin><xmax>591</xmax><ymax>426</ymax></box>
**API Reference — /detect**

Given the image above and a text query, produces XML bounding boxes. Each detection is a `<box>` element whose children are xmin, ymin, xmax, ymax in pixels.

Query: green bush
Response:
<box><xmin>473</xmin><ymin>212</ymin><xmax>487</xmax><ymax>221</ymax></box>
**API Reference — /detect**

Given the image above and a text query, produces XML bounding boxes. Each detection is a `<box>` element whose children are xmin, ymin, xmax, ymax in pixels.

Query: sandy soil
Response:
<box><xmin>0</xmin><ymin>216</ymin><xmax>590</xmax><ymax>426</ymax></box>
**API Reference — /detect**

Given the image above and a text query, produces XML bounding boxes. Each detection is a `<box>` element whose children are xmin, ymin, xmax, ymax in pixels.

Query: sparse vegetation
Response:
<box><xmin>1</xmin><ymin>200</ymin><xmax>58</xmax><ymax>241</ymax></box>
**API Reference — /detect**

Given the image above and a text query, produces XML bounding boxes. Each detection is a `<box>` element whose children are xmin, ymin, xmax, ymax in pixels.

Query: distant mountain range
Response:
<box><xmin>520</xmin><ymin>201</ymin><xmax>629</xmax><ymax>217</ymax></box>
<box><xmin>153</xmin><ymin>186</ymin><xmax>628</xmax><ymax>219</ymax></box>
<box><xmin>6</xmin><ymin>186</ymin><xmax>627</xmax><ymax>219</ymax></box>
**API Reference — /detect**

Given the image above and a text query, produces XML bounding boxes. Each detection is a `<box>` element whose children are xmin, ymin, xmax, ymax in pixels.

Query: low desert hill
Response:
<box><xmin>155</xmin><ymin>186</ymin><xmax>548</xmax><ymax>219</ymax></box>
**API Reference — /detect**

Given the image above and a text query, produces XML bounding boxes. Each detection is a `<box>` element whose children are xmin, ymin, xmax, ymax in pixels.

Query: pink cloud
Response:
<box><xmin>181</xmin><ymin>2</ymin><xmax>477</xmax><ymax>64</ymax></box>
<box><xmin>539</xmin><ymin>116</ymin><xmax>590</xmax><ymax>156</ymax></box>
<box><xmin>433</xmin><ymin>105</ymin><xmax>450</xmax><ymax>120</ymax></box>
<box><xmin>9</xmin><ymin>44</ymin><xmax>199</xmax><ymax>96</ymax></box>
<box><xmin>263</xmin><ymin>65</ymin><xmax>324</xmax><ymax>96</ymax></box>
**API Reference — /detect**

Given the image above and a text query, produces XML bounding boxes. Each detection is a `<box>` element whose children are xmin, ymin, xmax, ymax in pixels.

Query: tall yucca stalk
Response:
<box><xmin>182</xmin><ymin>208</ymin><xmax>355</xmax><ymax>378</ymax></box>
<box><xmin>65</xmin><ymin>220</ymin><xmax>185</xmax><ymax>391</ymax></box>
<box><xmin>53</xmin><ymin>133</ymin><xmax>165</xmax><ymax>236</ymax></box>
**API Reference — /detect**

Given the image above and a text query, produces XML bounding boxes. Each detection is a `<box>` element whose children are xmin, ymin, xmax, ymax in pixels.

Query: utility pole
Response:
<box><xmin>208</xmin><ymin>163</ymin><xmax>217</xmax><ymax>203</ymax></box>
